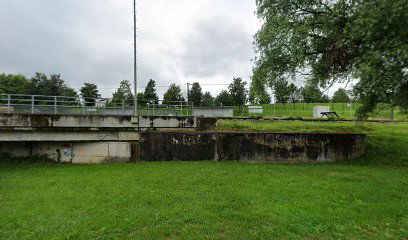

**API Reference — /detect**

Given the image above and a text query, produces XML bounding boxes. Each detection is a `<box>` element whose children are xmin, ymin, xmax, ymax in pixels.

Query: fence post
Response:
<box><xmin>31</xmin><ymin>96</ymin><xmax>35</xmax><ymax>114</ymax></box>
<box><xmin>7</xmin><ymin>95</ymin><xmax>11</xmax><ymax>113</ymax></box>
<box><xmin>273</xmin><ymin>103</ymin><xmax>276</xmax><ymax>116</ymax></box>
<box><xmin>54</xmin><ymin>96</ymin><xmax>57</xmax><ymax>114</ymax></box>
<box><xmin>82</xmin><ymin>101</ymin><xmax>85</xmax><ymax>115</ymax></box>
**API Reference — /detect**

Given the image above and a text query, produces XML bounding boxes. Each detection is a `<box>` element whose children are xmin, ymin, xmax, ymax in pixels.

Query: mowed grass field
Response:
<box><xmin>1</xmin><ymin>121</ymin><xmax>407</xmax><ymax>239</ymax></box>
<box><xmin>235</xmin><ymin>103</ymin><xmax>408</xmax><ymax>120</ymax></box>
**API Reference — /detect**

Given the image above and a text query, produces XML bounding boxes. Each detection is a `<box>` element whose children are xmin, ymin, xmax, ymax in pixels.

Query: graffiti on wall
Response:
<box><xmin>61</xmin><ymin>143</ymin><xmax>74</xmax><ymax>158</ymax></box>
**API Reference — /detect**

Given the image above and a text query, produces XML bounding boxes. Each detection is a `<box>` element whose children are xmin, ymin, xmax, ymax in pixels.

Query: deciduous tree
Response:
<box><xmin>302</xmin><ymin>84</ymin><xmax>323</xmax><ymax>103</ymax></box>
<box><xmin>112</xmin><ymin>80</ymin><xmax>134</xmax><ymax>106</ymax></box>
<box><xmin>202</xmin><ymin>92</ymin><xmax>215</xmax><ymax>107</ymax></box>
<box><xmin>252</xmin><ymin>0</ymin><xmax>408</xmax><ymax>116</ymax></box>
<box><xmin>229</xmin><ymin>77</ymin><xmax>247</xmax><ymax>106</ymax></box>
<box><xmin>273</xmin><ymin>79</ymin><xmax>292</xmax><ymax>104</ymax></box>
<box><xmin>215</xmin><ymin>90</ymin><xmax>233</xmax><ymax>106</ymax></box>
<box><xmin>30</xmin><ymin>73</ymin><xmax>77</xmax><ymax>97</ymax></box>
<box><xmin>332</xmin><ymin>88</ymin><xmax>351</xmax><ymax>103</ymax></box>
<box><xmin>0</xmin><ymin>73</ymin><xmax>31</xmax><ymax>94</ymax></box>
<box><xmin>163</xmin><ymin>84</ymin><xmax>185</xmax><ymax>105</ymax></box>
<box><xmin>144</xmin><ymin>79</ymin><xmax>159</xmax><ymax>104</ymax></box>
<box><xmin>188</xmin><ymin>82</ymin><xmax>203</xmax><ymax>106</ymax></box>
<box><xmin>80</xmin><ymin>83</ymin><xmax>100</xmax><ymax>106</ymax></box>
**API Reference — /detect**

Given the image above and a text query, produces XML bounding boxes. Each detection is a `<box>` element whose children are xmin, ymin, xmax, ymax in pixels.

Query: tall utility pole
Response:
<box><xmin>133</xmin><ymin>0</ymin><xmax>138</xmax><ymax>116</ymax></box>
<box><xmin>187</xmin><ymin>83</ymin><xmax>191</xmax><ymax>102</ymax></box>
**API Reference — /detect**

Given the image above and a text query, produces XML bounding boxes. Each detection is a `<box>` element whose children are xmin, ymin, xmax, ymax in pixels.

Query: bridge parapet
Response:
<box><xmin>0</xmin><ymin>113</ymin><xmax>197</xmax><ymax>130</ymax></box>
<box><xmin>0</xmin><ymin>113</ymin><xmax>202</xmax><ymax>143</ymax></box>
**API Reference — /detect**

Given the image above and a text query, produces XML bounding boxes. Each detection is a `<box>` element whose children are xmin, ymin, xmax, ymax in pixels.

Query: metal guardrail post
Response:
<box><xmin>153</xmin><ymin>103</ymin><xmax>155</xmax><ymax>116</ymax></box>
<box><xmin>82</xmin><ymin>103</ymin><xmax>85</xmax><ymax>115</ymax></box>
<box><xmin>7</xmin><ymin>95</ymin><xmax>11</xmax><ymax>113</ymax></box>
<box><xmin>31</xmin><ymin>95</ymin><xmax>35</xmax><ymax>114</ymax></box>
<box><xmin>54</xmin><ymin>96</ymin><xmax>57</xmax><ymax>114</ymax></box>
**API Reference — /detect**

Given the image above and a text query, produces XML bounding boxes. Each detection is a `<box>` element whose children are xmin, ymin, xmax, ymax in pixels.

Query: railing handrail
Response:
<box><xmin>0</xmin><ymin>93</ymin><xmax>191</xmax><ymax>105</ymax></box>
<box><xmin>0</xmin><ymin>93</ymin><xmax>194</xmax><ymax>116</ymax></box>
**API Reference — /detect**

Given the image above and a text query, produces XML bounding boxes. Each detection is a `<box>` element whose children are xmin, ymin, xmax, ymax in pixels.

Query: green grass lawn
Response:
<box><xmin>235</xmin><ymin>103</ymin><xmax>408</xmax><ymax>120</ymax></box>
<box><xmin>1</xmin><ymin>121</ymin><xmax>407</xmax><ymax>239</ymax></box>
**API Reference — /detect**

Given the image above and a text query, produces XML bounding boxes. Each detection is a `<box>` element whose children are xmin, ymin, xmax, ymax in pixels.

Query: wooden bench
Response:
<box><xmin>321</xmin><ymin>112</ymin><xmax>340</xmax><ymax>118</ymax></box>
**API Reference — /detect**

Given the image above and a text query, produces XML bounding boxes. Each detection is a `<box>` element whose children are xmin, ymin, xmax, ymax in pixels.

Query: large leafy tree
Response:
<box><xmin>188</xmin><ymin>82</ymin><xmax>203</xmax><ymax>106</ymax></box>
<box><xmin>112</xmin><ymin>80</ymin><xmax>134</xmax><ymax>106</ymax></box>
<box><xmin>0</xmin><ymin>73</ymin><xmax>31</xmax><ymax>94</ymax></box>
<box><xmin>144</xmin><ymin>79</ymin><xmax>159</xmax><ymax>104</ymax></box>
<box><xmin>252</xmin><ymin>0</ymin><xmax>408</xmax><ymax>117</ymax></box>
<box><xmin>80</xmin><ymin>83</ymin><xmax>100</xmax><ymax>106</ymax></box>
<box><xmin>215</xmin><ymin>90</ymin><xmax>233</xmax><ymax>106</ymax></box>
<box><xmin>202</xmin><ymin>92</ymin><xmax>215</xmax><ymax>107</ymax></box>
<box><xmin>30</xmin><ymin>73</ymin><xmax>77</xmax><ymax>97</ymax></box>
<box><xmin>332</xmin><ymin>88</ymin><xmax>351</xmax><ymax>103</ymax></box>
<box><xmin>229</xmin><ymin>77</ymin><xmax>248</xmax><ymax>106</ymax></box>
<box><xmin>163</xmin><ymin>84</ymin><xmax>185</xmax><ymax>105</ymax></box>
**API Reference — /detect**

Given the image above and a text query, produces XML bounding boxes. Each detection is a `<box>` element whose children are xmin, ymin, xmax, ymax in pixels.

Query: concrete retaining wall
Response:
<box><xmin>0</xmin><ymin>142</ymin><xmax>134</xmax><ymax>164</ymax></box>
<box><xmin>1</xmin><ymin>131</ymin><xmax>366</xmax><ymax>164</ymax></box>
<box><xmin>136</xmin><ymin>132</ymin><xmax>366</xmax><ymax>163</ymax></box>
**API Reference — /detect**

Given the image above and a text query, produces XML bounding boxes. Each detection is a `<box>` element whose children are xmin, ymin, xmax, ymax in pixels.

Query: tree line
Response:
<box><xmin>252</xmin><ymin>79</ymin><xmax>352</xmax><ymax>104</ymax></box>
<box><xmin>1</xmin><ymin>72</ymin><xmax>353</xmax><ymax>108</ymax></box>
<box><xmin>0</xmin><ymin>73</ymin><xmax>247</xmax><ymax>107</ymax></box>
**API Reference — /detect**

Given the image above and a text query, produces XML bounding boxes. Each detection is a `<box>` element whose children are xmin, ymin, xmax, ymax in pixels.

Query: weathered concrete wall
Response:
<box><xmin>0</xmin><ymin>142</ymin><xmax>133</xmax><ymax>164</ymax></box>
<box><xmin>0</xmin><ymin>114</ymin><xmax>137</xmax><ymax>129</ymax></box>
<box><xmin>137</xmin><ymin>116</ymin><xmax>196</xmax><ymax>130</ymax></box>
<box><xmin>193</xmin><ymin>107</ymin><xmax>234</xmax><ymax>118</ymax></box>
<box><xmin>0</xmin><ymin>130</ymin><xmax>140</xmax><ymax>142</ymax></box>
<box><xmin>136</xmin><ymin>132</ymin><xmax>366</xmax><ymax>163</ymax></box>
<box><xmin>0</xmin><ymin>114</ymin><xmax>198</xmax><ymax>131</ymax></box>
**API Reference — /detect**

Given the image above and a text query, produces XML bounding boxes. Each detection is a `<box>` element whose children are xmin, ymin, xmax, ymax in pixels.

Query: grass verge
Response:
<box><xmin>0</xmin><ymin>121</ymin><xmax>407</xmax><ymax>239</ymax></box>
<box><xmin>0</xmin><ymin>162</ymin><xmax>407</xmax><ymax>239</ymax></box>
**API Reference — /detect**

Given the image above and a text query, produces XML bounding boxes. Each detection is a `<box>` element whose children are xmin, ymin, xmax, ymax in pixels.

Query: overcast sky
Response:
<box><xmin>0</xmin><ymin>0</ymin><xmax>260</xmax><ymax>98</ymax></box>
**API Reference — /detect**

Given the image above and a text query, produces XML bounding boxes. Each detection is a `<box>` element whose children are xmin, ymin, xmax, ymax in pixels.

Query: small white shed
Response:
<box><xmin>313</xmin><ymin>106</ymin><xmax>331</xmax><ymax>118</ymax></box>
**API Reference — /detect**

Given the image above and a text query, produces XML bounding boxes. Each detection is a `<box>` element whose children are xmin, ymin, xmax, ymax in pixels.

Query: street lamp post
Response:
<box><xmin>133</xmin><ymin>0</ymin><xmax>138</xmax><ymax>116</ymax></box>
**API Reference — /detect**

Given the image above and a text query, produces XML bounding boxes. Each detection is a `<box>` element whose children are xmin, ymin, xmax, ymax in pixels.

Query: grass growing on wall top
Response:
<box><xmin>217</xmin><ymin>120</ymin><xmax>408</xmax><ymax>166</ymax></box>
<box><xmin>235</xmin><ymin>103</ymin><xmax>408</xmax><ymax>120</ymax></box>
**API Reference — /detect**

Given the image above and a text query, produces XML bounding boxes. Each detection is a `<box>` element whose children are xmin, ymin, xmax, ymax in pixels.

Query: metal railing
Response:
<box><xmin>0</xmin><ymin>94</ymin><xmax>193</xmax><ymax>116</ymax></box>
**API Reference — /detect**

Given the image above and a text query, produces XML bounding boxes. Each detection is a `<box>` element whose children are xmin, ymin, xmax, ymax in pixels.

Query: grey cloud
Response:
<box><xmin>180</xmin><ymin>16</ymin><xmax>253</xmax><ymax>78</ymax></box>
<box><xmin>0</xmin><ymin>1</ymin><xmax>258</xmax><ymax>99</ymax></box>
<box><xmin>0</xmin><ymin>0</ymin><xmax>134</xmax><ymax>97</ymax></box>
